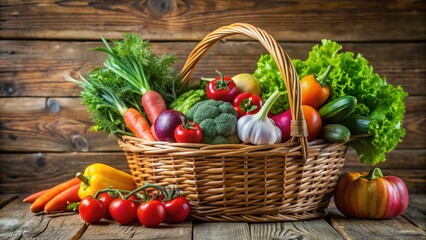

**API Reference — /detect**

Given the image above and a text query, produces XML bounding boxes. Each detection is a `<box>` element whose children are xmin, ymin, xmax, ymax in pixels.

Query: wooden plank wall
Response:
<box><xmin>1</xmin><ymin>0</ymin><xmax>425</xmax><ymax>194</ymax></box>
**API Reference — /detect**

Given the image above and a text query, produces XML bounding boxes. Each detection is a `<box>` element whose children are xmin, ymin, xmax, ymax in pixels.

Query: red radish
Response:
<box><xmin>142</xmin><ymin>91</ymin><xmax>167</xmax><ymax>125</ymax></box>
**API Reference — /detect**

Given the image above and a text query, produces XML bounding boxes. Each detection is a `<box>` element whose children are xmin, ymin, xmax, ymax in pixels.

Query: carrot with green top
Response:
<box><xmin>95</xmin><ymin>36</ymin><xmax>167</xmax><ymax>124</ymax></box>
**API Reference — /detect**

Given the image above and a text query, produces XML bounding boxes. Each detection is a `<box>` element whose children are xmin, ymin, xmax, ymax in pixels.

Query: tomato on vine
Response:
<box><xmin>109</xmin><ymin>198</ymin><xmax>138</xmax><ymax>225</ymax></box>
<box><xmin>79</xmin><ymin>196</ymin><xmax>106</xmax><ymax>224</ymax></box>
<box><xmin>206</xmin><ymin>70</ymin><xmax>238</xmax><ymax>102</ymax></box>
<box><xmin>163</xmin><ymin>196</ymin><xmax>191</xmax><ymax>224</ymax></box>
<box><xmin>97</xmin><ymin>192</ymin><xmax>116</xmax><ymax>220</ymax></box>
<box><xmin>174</xmin><ymin>119</ymin><xmax>203</xmax><ymax>143</ymax></box>
<box><xmin>137</xmin><ymin>199</ymin><xmax>165</xmax><ymax>227</ymax></box>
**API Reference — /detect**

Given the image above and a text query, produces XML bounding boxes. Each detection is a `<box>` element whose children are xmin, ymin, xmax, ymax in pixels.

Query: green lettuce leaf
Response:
<box><xmin>253</xmin><ymin>54</ymin><xmax>289</xmax><ymax>114</ymax></box>
<box><xmin>255</xmin><ymin>39</ymin><xmax>408</xmax><ymax>165</ymax></box>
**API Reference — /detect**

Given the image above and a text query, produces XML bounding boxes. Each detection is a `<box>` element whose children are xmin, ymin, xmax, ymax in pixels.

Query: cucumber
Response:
<box><xmin>318</xmin><ymin>96</ymin><xmax>357</xmax><ymax>122</ymax></box>
<box><xmin>321</xmin><ymin>124</ymin><xmax>351</xmax><ymax>143</ymax></box>
<box><xmin>341</xmin><ymin>115</ymin><xmax>372</xmax><ymax>135</ymax></box>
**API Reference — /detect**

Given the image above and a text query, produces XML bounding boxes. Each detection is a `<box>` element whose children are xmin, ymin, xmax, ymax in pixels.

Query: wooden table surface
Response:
<box><xmin>1</xmin><ymin>194</ymin><xmax>424</xmax><ymax>240</ymax></box>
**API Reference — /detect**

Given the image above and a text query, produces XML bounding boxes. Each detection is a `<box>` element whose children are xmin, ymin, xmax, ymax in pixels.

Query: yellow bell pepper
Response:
<box><xmin>76</xmin><ymin>163</ymin><xmax>136</xmax><ymax>199</ymax></box>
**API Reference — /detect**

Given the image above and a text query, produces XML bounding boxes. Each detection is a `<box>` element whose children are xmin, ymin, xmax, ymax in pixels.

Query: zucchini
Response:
<box><xmin>341</xmin><ymin>115</ymin><xmax>372</xmax><ymax>135</ymax></box>
<box><xmin>321</xmin><ymin>124</ymin><xmax>351</xmax><ymax>143</ymax></box>
<box><xmin>318</xmin><ymin>96</ymin><xmax>357</xmax><ymax>122</ymax></box>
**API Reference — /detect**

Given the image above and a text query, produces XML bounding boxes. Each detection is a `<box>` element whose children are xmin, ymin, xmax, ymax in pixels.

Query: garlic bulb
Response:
<box><xmin>237</xmin><ymin>90</ymin><xmax>282</xmax><ymax>145</ymax></box>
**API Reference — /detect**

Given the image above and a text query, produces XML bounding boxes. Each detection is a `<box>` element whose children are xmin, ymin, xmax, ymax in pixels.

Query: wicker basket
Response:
<box><xmin>119</xmin><ymin>23</ymin><xmax>348</xmax><ymax>222</ymax></box>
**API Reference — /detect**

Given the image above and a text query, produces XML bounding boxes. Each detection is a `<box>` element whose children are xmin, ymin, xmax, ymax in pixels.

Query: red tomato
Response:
<box><xmin>98</xmin><ymin>192</ymin><xmax>115</xmax><ymax>220</ymax></box>
<box><xmin>232</xmin><ymin>92</ymin><xmax>264</xmax><ymax>118</ymax></box>
<box><xmin>302</xmin><ymin>105</ymin><xmax>322</xmax><ymax>141</ymax></box>
<box><xmin>206</xmin><ymin>70</ymin><xmax>238</xmax><ymax>102</ymax></box>
<box><xmin>163</xmin><ymin>196</ymin><xmax>191</xmax><ymax>224</ymax></box>
<box><xmin>79</xmin><ymin>196</ymin><xmax>106</xmax><ymax>224</ymax></box>
<box><xmin>174</xmin><ymin>122</ymin><xmax>203</xmax><ymax>143</ymax></box>
<box><xmin>137</xmin><ymin>199</ymin><xmax>165</xmax><ymax>228</ymax></box>
<box><xmin>334</xmin><ymin>168</ymin><xmax>409</xmax><ymax>219</ymax></box>
<box><xmin>109</xmin><ymin>198</ymin><xmax>138</xmax><ymax>225</ymax></box>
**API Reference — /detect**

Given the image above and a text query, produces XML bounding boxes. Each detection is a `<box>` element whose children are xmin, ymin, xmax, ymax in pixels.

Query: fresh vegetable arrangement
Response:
<box><xmin>78</xmin><ymin>182</ymin><xmax>190</xmax><ymax>227</ymax></box>
<box><xmin>70</xmin><ymin>35</ymin><xmax>407</xmax><ymax>167</ymax></box>
<box><xmin>24</xmin><ymin>163</ymin><xmax>191</xmax><ymax>227</ymax></box>
<box><xmin>254</xmin><ymin>40</ymin><xmax>407</xmax><ymax>165</ymax></box>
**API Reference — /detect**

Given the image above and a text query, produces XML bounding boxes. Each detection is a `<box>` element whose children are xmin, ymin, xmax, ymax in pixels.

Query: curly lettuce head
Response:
<box><xmin>255</xmin><ymin>39</ymin><xmax>408</xmax><ymax>165</ymax></box>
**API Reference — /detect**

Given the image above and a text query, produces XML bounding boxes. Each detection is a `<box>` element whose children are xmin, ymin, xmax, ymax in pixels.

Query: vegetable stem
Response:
<box><xmin>365</xmin><ymin>167</ymin><xmax>384</xmax><ymax>180</ymax></box>
<box><xmin>255</xmin><ymin>90</ymin><xmax>281</xmax><ymax>120</ymax></box>
<box><xmin>76</xmin><ymin>172</ymin><xmax>89</xmax><ymax>186</ymax></box>
<box><xmin>316</xmin><ymin>65</ymin><xmax>334</xmax><ymax>86</ymax></box>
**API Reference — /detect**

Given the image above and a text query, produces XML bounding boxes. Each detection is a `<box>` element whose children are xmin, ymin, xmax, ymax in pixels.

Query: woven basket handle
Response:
<box><xmin>179</xmin><ymin>23</ymin><xmax>309</xmax><ymax>160</ymax></box>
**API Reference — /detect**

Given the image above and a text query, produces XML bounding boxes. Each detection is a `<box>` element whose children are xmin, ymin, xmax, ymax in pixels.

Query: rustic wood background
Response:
<box><xmin>0</xmin><ymin>0</ymin><xmax>425</xmax><ymax>194</ymax></box>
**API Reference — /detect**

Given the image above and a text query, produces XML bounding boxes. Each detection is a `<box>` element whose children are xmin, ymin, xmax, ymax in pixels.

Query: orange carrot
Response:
<box><xmin>44</xmin><ymin>184</ymin><xmax>80</xmax><ymax>214</ymax></box>
<box><xmin>23</xmin><ymin>189</ymin><xmax>50</xmax><ymax>203</ymax></box>
<box><xmin>142</xmin><ymin>90</ymin><xmax>167</xmax><ymax>124</ymax></box>
<box><xmin>124</xmin><ymin>108</ymin><xmax>155</xmax><ymax>141</ymax></box>
<box><xmin>30</xmin><ymin>178</ymin><xmax>80</xmax><ymax>213</ymax></box>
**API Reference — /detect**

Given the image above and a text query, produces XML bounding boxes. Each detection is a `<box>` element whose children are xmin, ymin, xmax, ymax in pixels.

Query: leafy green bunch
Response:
<box><xmin>71</xmin><ymin>34</ymin><xmax>181</xmax><ymax>137</ymax></box>
<box><xmin>254</xmin><ymin>40</ymin><xmax>408</xmax><ymax>165</ymax></box>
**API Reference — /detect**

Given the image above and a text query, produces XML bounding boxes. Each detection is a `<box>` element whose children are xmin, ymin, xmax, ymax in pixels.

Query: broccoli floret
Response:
<box><xmin>187</xmin><ymin>99</ymin><xmax>240</xmax><ymax>144</ymax></box>
<box><xmin>215</xmin><ymin>113</ymin><xmax>237</xmax><ymax>136</ymax></box>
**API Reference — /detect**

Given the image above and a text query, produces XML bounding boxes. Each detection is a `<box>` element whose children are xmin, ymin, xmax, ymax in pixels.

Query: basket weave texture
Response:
<box><xmin>119</xmin><ymin>23</ymin><xmax>348</xmax><ymax>222</ymax></box>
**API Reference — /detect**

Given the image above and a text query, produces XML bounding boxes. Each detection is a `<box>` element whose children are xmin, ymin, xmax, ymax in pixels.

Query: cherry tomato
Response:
<box><xmin>109</xmin><ymin>198</ymin><xmax>138</xmax><ymax>225</ymax></box>
<box><xmin>98</xmin><ymin>192</ymin><xmax>115</xmax><ymax>219</ymax></box>
<box><xmin>163</xmin><ymin>196</ymin><xmax>191</xmax><ymax>224</ymax></box>
<box><xmin>302</xmin><ymin>105</ymin><xmax>322</xmax><ymax>141</ymax></box>
<box><xmin>232</xmin><ymin>92</ymin><xmax>263</xmax><ymax>118</ymax></box>
<box><xmin>174</xmin><ymin>121</ymin><xmax>203</xmax><ymax>143</ymax></box>
<box><xmin>79</xmin><ymin>196</ymin><xmax>106</xmax><ymax>224</ymax></box>
<box><xmin>137</xmin><ymin>199</ymin><xmax>165</xmax><ymax>228</ymax></box>
<box><xmin>206</xmin><ymin>70</ymin><xmax>238</xmax><ymax>102</ymax></box>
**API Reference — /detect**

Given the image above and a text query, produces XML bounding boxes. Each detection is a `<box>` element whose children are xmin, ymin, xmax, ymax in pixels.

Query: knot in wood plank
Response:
<box><xmin>147</xmin><ymin>0</ymin><xmax>173</xmax><ymax>18</ymax></box>
<box><xmin>71</xmin><ymin>134</ymin><xmax>89</xmax><ymax>152</ymax></box>
<box><xmin>45</xmin><ymin>98</ymin><xmax>61</xmax><ymax>114</ymax></box>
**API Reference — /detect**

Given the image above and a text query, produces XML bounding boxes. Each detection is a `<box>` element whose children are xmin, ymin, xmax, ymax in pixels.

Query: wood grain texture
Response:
<box><xmin>329</xmin><ymin>195</ymin><xmax>426</xmax><ymax>240</ymax></box>
<box><xmin>1</xmin><ymin>0</ymin><xmax>425</xmax><ymax>41</ymax></box>
<box><xmin>250</xmin><ymin>220</ymin><xmax>343</xmax><ymax>240</ymax></box>
<box><xmin>81</xmin><ymin>221</ymin><xmax>192</xmax><ymax>240</ymax></box>
<box><xmin>193</xmin><ymin>222</ymin><xmax>250</xmax><ymax>240</ymax></box>
<box><xmin>0</xmin><ymin>152</ymin><xmax>128</xmax><ymax>194</ymax></box>
<box><xmin>0</xmin><ymin>197</ymin><xmax>85</xmax><ymax>240</ymax></box>
<box><xmin>0</xmin><ymin>194</ymin><xmax>18</xmax><ymax>209</ymax></box>
<box><xmin>1</xmin><ymin>40</ymin><xmax>425</xmax><ymax>97</ymax></box>
<box><xmin>402</xmin><ymin>194</ymin><xmax>426</xmax><ymax>231</ymax></box>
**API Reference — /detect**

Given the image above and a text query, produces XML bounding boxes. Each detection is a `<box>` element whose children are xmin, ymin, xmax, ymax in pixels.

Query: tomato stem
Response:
<box><xmin>365</xmin><ymin>167</ymin><xmax>384</xmax><ymax>180</ymax></box>
<box><xmin>124</xmin><ymin>182</ymin><xmax>175</xmax><ymax>201</ymax></box>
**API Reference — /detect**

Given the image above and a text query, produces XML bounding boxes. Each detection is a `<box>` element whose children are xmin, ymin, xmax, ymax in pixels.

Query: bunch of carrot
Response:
<box><xmin>23</xmin><ymin>177</ymin><xmax>81</xmax><ymax>214</ymax></box>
